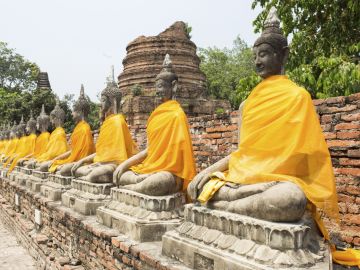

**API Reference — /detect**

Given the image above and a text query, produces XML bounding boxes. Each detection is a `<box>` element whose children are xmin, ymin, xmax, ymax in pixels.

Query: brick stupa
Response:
<box><xmin>118</xmin><ymin>21</ymin><xmax>231</xmax><ymax>125</ymax></box>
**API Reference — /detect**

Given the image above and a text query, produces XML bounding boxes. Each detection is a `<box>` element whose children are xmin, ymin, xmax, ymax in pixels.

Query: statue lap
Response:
<box><xmin>120</xmin><ymin>170</ymin><xmax>182</xmax><ymax>196</ymax></box>
<box><xmin>56</xmin><ymin>162</ymin><xmax>76</xmax><ymax>176</ymax></box>
<box><xmin>75</xmin><ymin>162</ymin><xmax>117</xmax><ymax>183</ymax></box>
<box><xmin>208</xmin><ymin>181</ymin><xmax>307</xmax><ymax>222</ymax></box>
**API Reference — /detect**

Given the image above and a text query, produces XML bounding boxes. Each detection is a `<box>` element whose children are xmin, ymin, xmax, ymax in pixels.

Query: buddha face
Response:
<box><xmin>155</xmin><ymin>79</ymin><xmax>174</xmax><ymax>102</ymax></box>
<box><xmin>253</xmin><ymin>43</ymin><xmax>284</xmax><ymax>79</ymax></box>
<box><xmin>72</xmin><ymin>109</ymin><xmax>82</xmax><ymax>123</ymax></box>
<box><xmin>25</xmin><ymin>123</ymin><xmax>31</xmax><ymax>134</ymax></box>
<box><xmin>100</xmin><ymin>95</ymin><xmax>111</xmax><ymax>119</ymax></box>
<box><xmin>50</xmin><ymin>114</ymin><xmax>61</xmax><ymax>128</ymax></box>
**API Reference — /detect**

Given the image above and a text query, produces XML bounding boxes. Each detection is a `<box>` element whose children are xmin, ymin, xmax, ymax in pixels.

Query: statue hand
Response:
<box><xmin>71</xmin><ymin>160</ymin><xmax>83</xmax><ymax>176</ymax></box>
<box><xmin>113</xmin><ymin>163</ymin><xmax>127</xmax><ymax>186</ymax></box>
<box><xmin>188</xmin><ymin>171</ymin><xmax>210</xmax><ymax>201</ymax></box>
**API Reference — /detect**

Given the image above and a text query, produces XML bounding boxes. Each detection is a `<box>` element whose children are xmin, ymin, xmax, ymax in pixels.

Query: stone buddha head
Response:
<box><xmin>16</xmin><ymin>116</ymin><xmax>26</xmax><ymax>137</ymax></box>
<box><xmin>50</xmin><ymin>100</ymin><xmax>66</xmax><ymax>128</ymax></box>
<box><xmin>253</xmin><ymin>7</ymin><xmax>289</xmax><ymax>79</ymax></box>
<box><xmin>26</xmin><ymin>111</ymin><xmax>37</xmax><ymax>135</ymax></box>
<box><xmin>155</xmin><ymin>54</ymin><xmax>178</xmax><ymax>104</ymax></box>
<box><xmin>100</xmin><ymin>67</ymin><xmax>122</xmax><ymax>121</ymax></box>
<box><xmin>5</xmin><ymin>123</ymin><xmax>11</xmax><ymax>139</ymax></box>
<box><xmin>72</xmin><ymin>84</ymin><xmax>90</xmax><ymax>123</ymax></box>
<box><xmin>0</xmin><ymin>125</ymin><xmax>4</xmax><ymax>141</ymax></box>
<box><xmin>10</xmin><ymin>121</ymin><xmax>17</xmax><ymax>139</ymax></box>
<box><xmin>37</xmin><ymin>104</ymin><xmax>50</xmax><ymax>132</ymax></box>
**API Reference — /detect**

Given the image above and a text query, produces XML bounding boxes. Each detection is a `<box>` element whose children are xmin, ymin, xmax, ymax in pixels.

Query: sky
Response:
<box><xmin>1</xmin><ymin>0</ymin><xmax>261</xmax><ymax>102</ymax></box>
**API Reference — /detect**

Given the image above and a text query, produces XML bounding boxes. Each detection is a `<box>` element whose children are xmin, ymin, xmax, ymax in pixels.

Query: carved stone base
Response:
<box><xmin>0</xmin><ymin>168</ymin><xmax>9</xmax><ymax>178</ymax></box>
<box><xmin>8</xmin><ymin>171</ymin><xmax>20</xmax><ymax>181</ymax></box>
<box><xmin>97</xmin><ymin>188</ymin><xmax>185</xmax><ymax>242</ymax></box>
<box><xmin>25</xmin><ymin>171</ymin><xmax>50</xmax><ymax>192</ymax></box>
<box><xmin>61</xmin><ymin>179</ymin><xmax>113</xmax><ymax>215</ymax></box>
<box><xmin>162</xmin><ymin>204</ymin><xmax>330</xmax><ymax>270</ymax></box>
<box><xmin>19</xmin><ymin>167</ymin><xmax>33</xmax><ymax>175</ymax></box>
<box><xmin>40</xmin><ymin>174</ymin><xmax>73</xmax><ymax>201</ymax></box>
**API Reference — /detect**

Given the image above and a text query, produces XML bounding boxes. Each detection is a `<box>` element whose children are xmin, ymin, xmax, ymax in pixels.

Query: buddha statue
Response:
<box><xmin>2</xmin><ymin>121</ymin><xmax>19</xmax><ymax>163</ymax></box>
<box><xmin>112</xmin><ymin>54</ymin><xmax>196</xmax><ymax>196</ymax></box>
<box><xmin>0</xmin><ymin>123</ymin><xmax>11</xmax><ymax>161</ymax></box>
<box><xmin>7</xmin><ymin>112</ymin><xmax>38</xmax><ymax>173</ymax></box>
<box><xmin>48</xmin><ymin>84</ymin><xmax>95</xmax><ymax>176</ymax></box>
<box><xmin>188</xmin><ymin>7</ymin><xmax>338</xmax><ymax>224</ymax></box>
<box><xmin>27</xmin><ymin>100</ymin><xmax>68</xmax><ymax>170</ymax></box>
<box><xmin>18</xmin><ymin>105</ymin><xmax>51</xmax><ymax>167</ymax></box>
<box><xmin>70</xmin><ymin>71</ymin><xmax>137</xmax><ymax>183</ymax></box>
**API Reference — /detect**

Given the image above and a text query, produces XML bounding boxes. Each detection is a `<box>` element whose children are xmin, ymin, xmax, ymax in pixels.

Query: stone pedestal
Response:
<box><xmin>162</xmin><ymin>204</ymin><xmax>330</xmax><ymax>270</ymax></box>
<box><xmin>97</xmin><ymin>188</ymin><xmax>185</xmax><ymax>242</ymax></box>
<box><xmin>25</xmin><ymin>171</ymin><xmax>50</xmax><ymax>192</ymax></box>
<box><xmin>40</xmin><ymin>174</ymin><xmax>73</xmax><ymax>201</ymax></box>
<box><xmin>0</xmin><ymin>168</ymin><xmax>9</xmax><ymax>178</ymax></box>
<box><xmin>61</xmin><ymin>179</ymin><xmax>113</xmax><ymax>215</ymax></box>
<box><xmin>14</xmin><ymin>167</ymin><xmax>33</xmax><ymax>186</ymax></box>
<box><xmin>13</xmin><ymin>167</ymin><xmax>31</xmax><ymax>185</ymax></box>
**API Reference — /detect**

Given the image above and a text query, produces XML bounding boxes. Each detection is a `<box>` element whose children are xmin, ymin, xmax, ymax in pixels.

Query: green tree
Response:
<box><xmin>198</xmin><ymin>36</ymin><xmax>256</xmax><ymax>108</ymax></box>
<box><xmin>0</xmin><ymin>42</ymin><xmax>39</xmax><ymax>93</ymax></box>
<box><xmin>251</xmin><ymin>0</ymin><xmax>360</xmax><ymax>98</ymax></box>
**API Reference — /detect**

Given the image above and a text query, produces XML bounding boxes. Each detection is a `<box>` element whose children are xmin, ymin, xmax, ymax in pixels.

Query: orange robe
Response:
<box><xmin>7</xmin><ymin>134</ymin><xmax>37</xmax><ymax>172</ymax></box>
<box><xmin>131</xmin><ymin>100</ymin><xmax>196</xmax><ymax>190</ymax></box>
<box><xmin>49</xmin><ymin>120</ymin><xmax>95</xmax><ymax>172</ymax></box>
<box><xmin>2</xmin><ymin>138</ymin><xmax>18</xmax><ymax>163</ymax></box>
<box><xmin>36</xmin><ymin>127</ymin><xmax>68</xmax><ymax>162</ymax></box>
<box><xmin>93</xmin><ymin>114</ymin><xmax>137</xmax><ymax>164</ymax></box>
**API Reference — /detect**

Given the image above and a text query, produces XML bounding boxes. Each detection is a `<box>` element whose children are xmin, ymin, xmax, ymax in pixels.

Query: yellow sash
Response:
<box><xmin>93</xmin><ymin>114</ymin><xmax>137</xmax><ymax>164</ymax></box>
<box><xmin>49</xmin><ymin>121</ymin><xmax>95</xmax><ymax>172</ymax></box>
<box><xmin>7</xmin><ymin>134</ymin><xmax>37</xmax><ymax>173</ymax></box>
<box><xmin>131</xmin><ymin>100</ymin><xmax>196</xmax><ymax>190</ymax></box>
<box><xmin>36</xmin><ymin>127</ymin><xmax>68</xmax><ymax>162</ymax></box>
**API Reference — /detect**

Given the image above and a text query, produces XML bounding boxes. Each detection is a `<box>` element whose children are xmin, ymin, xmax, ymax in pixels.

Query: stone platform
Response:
<box><xmin>97</xmin><ymin>188</ymin><xmax>185</xmax><ymax>242</ymax></box>
<box><xmin>13</xmin><ymin>167</ymin><xmax>33</xmax><ymax>186</ymax></box>
<box><xmin>162</xmin><ymin>204</ymin><xmax>331</xmax><ymax>270</ymax></box>
<box><xmin>25</xmin><ymin>171</ymin><xmax>50</xmax><ymax>193</ymax></box>
<box><xmin>40</xmin><ymin>174</ymin><xmax>73</xmax><ymax>201</ymax></box>
<box><xmin>62</xmin><ymin>179</ymin><xmax>113</xmax><ymax>215</ymax></box>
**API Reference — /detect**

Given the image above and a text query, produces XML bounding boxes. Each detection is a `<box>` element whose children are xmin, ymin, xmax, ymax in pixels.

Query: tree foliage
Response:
<box><xmin>0</xmin><ymin>42</ymin><xmax>100</xmax><ymax>133</ymax></box>
<box><xmin>198</xmin><ymin>36</ymin><xmax>256</xmax><ymax>108</ymax></box>
<box><xmin>0</xmin><ymin>42</ymin><xmax>39</xmax><ymax>93</ymax></box>
<box><xmin>252</xmin><ymin>0</ymin><xmax>360</xmax><ymax>98</ymax></box>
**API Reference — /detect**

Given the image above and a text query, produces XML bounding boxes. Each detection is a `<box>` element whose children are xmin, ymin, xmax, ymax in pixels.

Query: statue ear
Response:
<box><xmin>113</xmin><ymin>97</ymin><xmax>118</xmax><ymax>114</ymax></box>
<box><xmin>282</xmin><ymin>46</ymin><xmax>289</xmax><ymax>69</ymax></box>
<box><xmin>172</xmin><ymin>80</ymin><xmax>178</xmax><ymax>100</ymax></box>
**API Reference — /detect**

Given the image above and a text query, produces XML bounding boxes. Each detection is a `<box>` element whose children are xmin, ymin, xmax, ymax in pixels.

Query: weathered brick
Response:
<box><xmin>339</xmin><ymin>158</ymin><xmax>360</xmax><ymax>167</ymax></box>
<box><xmin>345</xmin><ymin>186</ymin><xmax>360</xmax><ymax>196</ymax></box>
<box><xmin>343</xmin><ymin>214</ymin><xmax>360</xmax><ymax>225</ymax></box>
<box><xmin>334</xmin><ymin>122</ymin><xmax>360</xmax><ymax>130</ymax></box>
<box><xmin>321</xmin><ymin>114</ymin><xmax>333</xmax><ymax>123</ymax></box>
<box><xmin>334</xmin><ymin>167</ymin><xmax>360</xmax><ymax>177</ymax></box>
<box><xmin>337</xmin><ymin>194</ymin><xmax>355</xmax><ymax>203</ymax></box>
<box><xmin>337</xmin><ymin>130</ymin><xmax>360</xmax><ymax>139</ymax></box>
<box><xmin>341</xmin><ymin>113</ymin><xmax>360</xmax><ymax>122</ymax></box>
<box><xmin>323</xmin><ymin>132</ymin><xmax>337</xmax><ymax>139</ymax></box>
<box><xmin>348</xmin><ymin>149</ymin><xmax>360</xmax><ymax>157</ymax></box>
<box><xmin>327</xmin><ymin>140</ymin><xmax>359</xmax><ymax>148</ymax></box>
